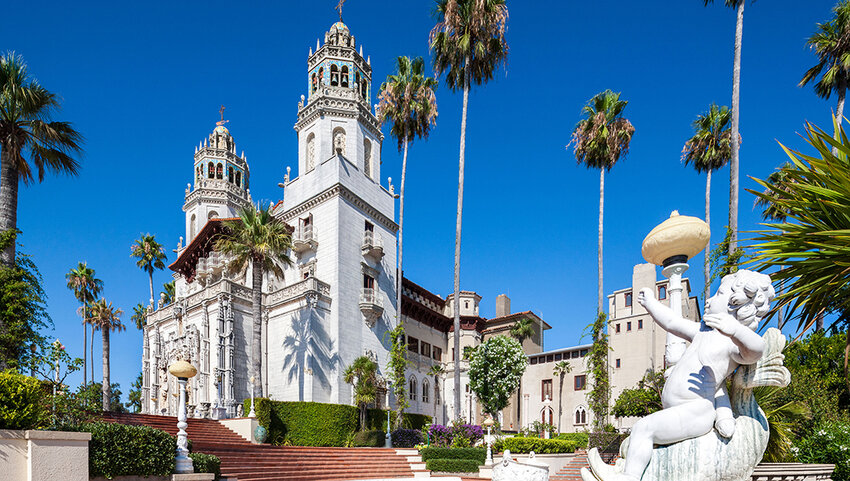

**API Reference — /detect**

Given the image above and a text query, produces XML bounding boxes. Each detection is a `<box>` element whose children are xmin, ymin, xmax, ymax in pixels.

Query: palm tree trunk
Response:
<box><xmin>453</xmin><ymin>54</ymin><xmax>471</xmax><ymax>420</ymax></box>
<box><xmin>837</xmin><ymin>76</ymin><xmax>847</xmax><ymax>130</ymax></box>
<box><xmin>82</xmin><ymin>302</ymin><xmax>88</xmax><ymax>389</ymax></box>
<box><xmin>148</xmin><ymin>272</ymin><xmax>155</xmax><ymax>307</ymax></box>
<box><xmin>91</xmin><ymin>322</ymin><xmax>95</xmax><ymax>384</ymax></box>
<box><xmin>396</xmin><ymin>139</ymin><xmax>408</xmax><ymax>329</ymax></box>
<box><xmin>558</xmin><ymin>374</ymin><xmax>563</xmax><ymax>433</ymax></box>
<box><xmin>705</xmin><ymin>170</ymin><xmax>712</xmax><ymax>302</ymax></box>
<box><xmin>728</xmin><ymin>0</ymin><xmax>744</xmax><ymax>256</ymax></box>
<box><xmin>251</xmin><ymin>257</ymin><xmax>263</xmax><ymax>398</ymax></box>
<box><xmin>598</xmin><ymin>169</ymin><xmax>605</xmax><ymax>314</ymax></box>
<box><xmin>102</xmin><ymin>328</ymin><xmax>110</xmax><ymax>411</ymax></box>
<box><xmin>0</xmin><ymin>151</ymin><xmax>19</xmax><ymax>267</ymax></box>
<box><xmin>845</xmin><ymin>324</ymin><xmax>850</xmax><ymax>395</ymax></box>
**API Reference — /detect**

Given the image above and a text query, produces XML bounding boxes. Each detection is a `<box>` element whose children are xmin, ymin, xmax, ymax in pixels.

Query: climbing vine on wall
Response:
<box><xmin>387</xmin><ymin>321</ymin><xmax>409</xmax><ymax>427</ymax></box>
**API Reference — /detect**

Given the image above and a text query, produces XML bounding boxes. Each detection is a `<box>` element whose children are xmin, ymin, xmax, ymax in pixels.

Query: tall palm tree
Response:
<box><xmin>754</xmin><ymin>163</ymin><xmax>793</xmax><ymax>330</ymax></box>
<box><xmin>570</xmin><ymin>90</ymin><xmax>635</xmax><ymax>314</ymax></box>
<box><xmin>377</xmin><ymin>54</ymin><xmax>438</xmax><ymax>357</ymax></box>
<box><xmin>430</xmin><ymin>0</ymin><xmax>508</xmax><ymax>419</ymax></box>
<box><xmin>65</xmin><ymin>262</ymin><xmax>103</xmax><ymax>389</ymax></box>
<box><xmin>88</xmin><ymin>299</ymin><xmax>124</xmax><ymax>411</ymax></box>
<box><xmin>161</xmin><ymin>280</ymin><xmax>175</xmax><ymax>305</ymax></box>
<box><xmin>216</xmin><ymin>205</ymin><xmax>292</xmax><ymax>398</ymax></box>
<box><xmin>344</xmin><ymin>355</ymin><xmax>379</xmax><ymax>430</ymax></box>
<box><xmin>130</xmin><ymin>234</ymin><xmax>167</xmax><ymax>308</ymax></box>
<box><xmin>0</xmin><ymin>52</ymin><xmax>83</xmax><ymax>266</ymax></box>
<box><xmin>703</xmin><ymin>0</ymin><xmax>747</xmax><ymax>256</ymax></box>
<box><xmin>800</xmin><ymin>1</ymin><xmax>850</xmax><ymax>134</ymax></box>
<box><xmin>553</xmin><ymin>360</ymin><xmax>572</xmax><ymax>432</ymax></box>
<box><xmin>131</xmin><ymin>303</ymin><xmax>147</xmax><ymax>330</ymax></box>
<box><xmin>682</xmin><ymin>104</ymin><xmax>735</xmax><ymax>301</ymax></box>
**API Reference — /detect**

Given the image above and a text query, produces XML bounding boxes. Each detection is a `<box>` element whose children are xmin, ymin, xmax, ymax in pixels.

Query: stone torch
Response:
<box><xmin>641</xmin><ymin>211</ymin><xmax>710</xmax><ymax>368</ymax></box>
<box><xmin>169</xmin><ymin>360</ymin><xmax>198</xmax><ymax>474</ymax></box>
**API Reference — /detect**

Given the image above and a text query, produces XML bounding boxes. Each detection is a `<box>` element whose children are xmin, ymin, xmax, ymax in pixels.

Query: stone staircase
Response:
<box><xmin>100</xmin><ymin>412</ymin><xmax>430</xmax><ymax>481</ymax></box>
<box><xmin>551</xmin><ymin>451</ymin><xmax>589</xmax><ymax>481</ymax></box>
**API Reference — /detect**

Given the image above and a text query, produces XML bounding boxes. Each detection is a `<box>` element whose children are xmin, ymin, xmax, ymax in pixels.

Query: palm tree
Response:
<box><xmin>216</xmin><ymin>205</ymin><xmax>292</xmax><ymax>398</ymax></box>
<box><xmin>509</xmin><ymin>317</ymin><xmax>534</xmax><ymax>347</ymax></box>
<box><xmin>682</xmin><ymin>104</ymin><xmax>735</xmax><ymax>301</ymax></box>
<box><xmin>553</xmin><ymin>360</ymin><xmax>572</xmax><ymax>432</ymax></box>
<box><xmin>703</xmin><ymin>0</ymin><xmax>747</xmax><ymax>256</ymax></box>
<box><xmin>377</xmin><ymin>54</ymin><xmax>438</xmax><ymax>350</ymax></box>
<box><xmin>754</xmin><ymin>163</ymin><xmax>793</xmax><ymax>330</ymax></box>
<box><xmin>427</xmin><ymin>364</ymin><xmax>445</xmax><ymax>423</ymax></box>
<box><xmin>0</xmin><ymin>52</ymin><xmax>83</xmax><ymax>266</ymax></box>
<box><xmin>65</xmin><ymin>262</ymin><xmax>103</xmax><ymax>389</ymax></box>
<box><xmin>130</xmin><ymin>234</ymin><xmax>167</xmax><ymax>308</ymax></box>
<box><xmin>570</xmin><ymin>90</ymin><xmax>635</xmax><ymax>314</ymax></box>
<box><xmin>344</xmin><ymin>355</ymin><xmax>379</xmax><ymax>430</ymax></box>
<box><xmin>130</xmin><ymin>303</ymin><xmax>147</xmax><ymax>330</ymax></box>
<box><xmin>430</xmin><ymin>0</ymin><xmax>508</xmax><ymax>419</ymax></box>
<box><xmin>88</xmin><ymin>299</ymin><xmax>124</xmax><ymax>411</ymax></box>
<box><xmin>161</xmin><ymin>280</ymin><xmax>175</xmax><ymax>305</ymax></box>
<box><xmin>800</xmin><ymin>1</ymin><xmax>850</xmax><ymax>134</ymax></box>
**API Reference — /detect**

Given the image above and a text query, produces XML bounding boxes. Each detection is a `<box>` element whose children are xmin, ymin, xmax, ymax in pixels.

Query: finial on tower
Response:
<box><xmin>335</xmin><ymin>0</ymin><xmax>346</xmax><ymax>22</ymax></box>
<box><xmin>217</xmin><ymin>105</ymin><xmax>230</xmax><ymax>127</ymax></box>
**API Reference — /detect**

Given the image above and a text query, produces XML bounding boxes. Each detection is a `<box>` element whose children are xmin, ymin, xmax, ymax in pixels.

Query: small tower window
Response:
<box><xmin>330</xmin><ymin>65</ymin><xmax>339</xmax><ymax>86</ymax></box>
<box><xmin>355</xmin><ymin>72</ymin><xmax>361</xmax><ymax>96</ymax></box>
<box><xmin>236</xmin><ymin>171</ymin><xmax>242</xmax><ymax>187</ymax></box>
<box><xmin>318</xmin><ymin>67</ymin><xmax>324</xmax><ymax>86</ymax></box>
<box><xmin>207</xmin><ymin>162</ymin><xmax>215</xmax><ymax>179</ymax></box>
<box><xmin>228</xmin><ymin>166</ymin><xmax>234</xmax><ymax>183</ymax></box>
<box><xmin>625</xmin><ymin>292</ymin><xmax>633</xmax><ymax>307</ymax></box>
<box><xmin>332</xmin><ymin>128</ymin><xmax>346</xmax><ymax>155</ymax></box>
<box><xmin>659</xmin><ymin>285</ymin><xmax>667</xmax><ymax>299</ymax></box>
<box><xmin>311</xmin><ymin>73</ymin><xmax>317</xmax><ymax>92</ymax></box>
<box><xmin>360</xmin><ymin>78</ymin><xmax>367</xmax><ymax>98</ymax></box>
<box><xmin>341</xmin><ymin>66</ymin><xmax>349</xmax><ymax>87</ymax></box>
<box><xmin>216</xmin><ymin>163</ymin><xmax>223</xmax><ymax>180</ymax></box>
<box><xmin>363</xmin><ymin>138</ymin><xmax>372</xmax><ymax>178</ymax></box>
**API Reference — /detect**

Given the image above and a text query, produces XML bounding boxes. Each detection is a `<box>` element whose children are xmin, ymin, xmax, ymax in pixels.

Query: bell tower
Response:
<box><xmin>183</xmin><ymin>111</ymin><xmax>252</xmax><ymax>243</ymax></box>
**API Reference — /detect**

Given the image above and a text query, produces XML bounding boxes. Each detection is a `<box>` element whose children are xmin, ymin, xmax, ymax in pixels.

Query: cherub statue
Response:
<box><xmin>583</xmin><ymin>269</ymin><xmax>789</xmax><ymax>481</ymax></box>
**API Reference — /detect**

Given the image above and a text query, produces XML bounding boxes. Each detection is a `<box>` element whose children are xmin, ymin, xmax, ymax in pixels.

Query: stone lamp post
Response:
<box><xmin>641</xmin><ymin>211</ymin><xmax>710</xmax><ymax>368</ymax></box>
<box><xmin>248</xmin><ymin>376</ymin><xmax>256</xmax><ymax>418</ymax></box>
<box><xmin>542</xmin><ymin>396</ymin><xmax>552</xmax><ymax>439</ymax></box>
<box><xmin>482</xmin><ymin>416</ymin><xmax>496</xmax><ymax>466</ymax></box>
<box><xmin>169</xmin><ymin>360</ymin><xmax>198</xmax><ymax>474</ymax></box>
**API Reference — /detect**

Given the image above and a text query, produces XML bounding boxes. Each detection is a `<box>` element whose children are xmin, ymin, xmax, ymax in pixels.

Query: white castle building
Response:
<box><xmin>141</xmin><ymin>19</ymin><xmax>701</xmax><ymax>432</ymax></box>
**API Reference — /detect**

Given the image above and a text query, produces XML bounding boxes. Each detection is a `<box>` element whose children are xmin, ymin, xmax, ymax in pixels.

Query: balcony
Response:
<box><xmin>361</xmin><ymin>231</ymin><xmax>383</xmax><ymax>261</ymax></box>
<box><xmin>359</xmin><ymin>287</ymin><xmax>384</xmax><ymax>328</ymax></box>
<box><xmin>196</xmin><ymin>251</ymin><xmax>225</xmax><ymax>282</ymax></box>
<box><xmin>293</xmin><ymin>225</ymin><xmax>318</xmax><ymax>254</ymax></box>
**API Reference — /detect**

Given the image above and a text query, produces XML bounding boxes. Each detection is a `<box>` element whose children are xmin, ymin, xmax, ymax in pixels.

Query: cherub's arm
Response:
<box><xmin>637</xmin><ymin>287</ymin><xmax>699</xmax><ymax>342</ymax></box>
<box><xmin>704</xmin><ymin>314</ymin><xmax>766</xmax><ymax>365</ymax></box>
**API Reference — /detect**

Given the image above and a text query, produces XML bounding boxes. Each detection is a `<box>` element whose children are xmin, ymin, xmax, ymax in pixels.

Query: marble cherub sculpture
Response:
<box><xmin>583</xmin><ymin>269</ymin><xmax>790</xmax><ymax>481</ymax></box>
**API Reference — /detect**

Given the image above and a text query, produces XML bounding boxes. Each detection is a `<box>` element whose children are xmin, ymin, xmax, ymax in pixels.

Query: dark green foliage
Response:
<box><xmin>0</xmin><ymin>370</ymin><xmax>47</xmax><ymax>429</ymax></box>
<box><xmin>556</xmin><ymin>432</ymin><xmax>589</xmax><ymax>448</ymax></box>
<box><xmin>366</xmin><ymin>408</ymin><xmax>431</xmax><ymax>431</ymax></box>
<box><xmin>420</xmin><ymin>447</ymin><xmax>486</xmax><ymax>463</ymax></box>
<box><xmin>190</xmin><ymin>453</ymin><xmax>221</xmax><ymax>480</ymax></box>
<box><xmin>246</xmin><ymin>398</ymin><xmax>358</xmax><ymax>447</ymax></box>
<box><xmin>78</xmin><ymin>382</ymin><xmax>127</xmax><ymax>413</ymax></box>
<box><xmin>83</xmin><ymin>422</ymin><xmax>175</xmax><ymax>477</ymax></box>
<box><xmin>425</xmin><ymin>458</ymin><xmax>481</xmax><ymax>473</ymax></box>
<box><xmin>391</xmin><ymin>428</ymin><xmax>423</xmax><ymax>448</ymax></box>
<box><xmin>709</xmin><ymin>226</ymin><xmax>746</xmax><ymax>286</ymax></box>
<box><xmin>586</xmin><ymin>312</ymin><xmax>610</xmax><ymax>432</ymax></box>
<box><xmin>611</xmin><ymin>370</ymin><xmax>664</xmax><ymax>418</ymax></box>
<box><xmin>126</xmin><ymin>372</ymin><xmax>142</xmax><ymax>413</ymax></box>
<box><xmin>352</xmin><ymin>430</ymin><xmax>385</xmax><ymax>447</ymax></box>
<box><xmin>492</xmin><ymin>437</ymin><xmax>580</xmax><ymax>454</ymax></box>
<box><xmin>795</xmin><ymin>421</ymin><xmax>850</xmax><ymax>481</ymax></box>
<box><xmin>386</xmin><ymin>323</ymin><xmax>409</xmax><ymax>425</ymax></box>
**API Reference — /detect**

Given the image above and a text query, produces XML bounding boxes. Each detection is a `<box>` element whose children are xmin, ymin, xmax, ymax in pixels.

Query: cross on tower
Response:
<box><xmin>217</xmin><ymin>105</ymin><xmax>229</xmax><ymax>127</ymax></box>
<box><xmin>335</xmin><ymin>0</ymin><xmax>346</xmax><ymax>21</ymax></box>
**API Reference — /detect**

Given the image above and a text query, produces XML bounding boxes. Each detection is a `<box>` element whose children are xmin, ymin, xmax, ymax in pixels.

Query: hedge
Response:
<box><xmin>245</xmin><ymin>398</ymin><xmax>358</xmax><ymax>447</ymax></box>
<box><xmin>83</xmin><ymin>422</ymin><xmax>175</xmax><ymax>477</ymax></box>
<box><xmin>190</xmin><ymin>453</ymin><xmax>221</xmax><ymax>480</ymax></box>
<box><xmin>353</xmin><ymin>430</ymin><xmax>385</xmax><ymax>447</ymax></box>
<box><xmin>420</xmin><ymin>447</ymin><xmax>486</xmax><ymax>463</ymax></box>
<box><xmin>0</xmin><ymin>370</ymin><xmax>47</xmax><ymax>430</ymax></box>
<box><xmin>425</xmin><ymin>458</ymin><xmax>481</xmax><ymax>473</ymax></box>
<box><xmin>493</xmin><ymin>437</ymin><xmax>580</xmax><ymax>454</ymax></box>
<box><xmin>365</xmin><ymin>408</ymin><xmax>431</xmax><ymax>431</ymax></box>
<box><xmin>556</xmin><ymin>432</ymin><xmax>589</xmax><ymax>448</ymax></box>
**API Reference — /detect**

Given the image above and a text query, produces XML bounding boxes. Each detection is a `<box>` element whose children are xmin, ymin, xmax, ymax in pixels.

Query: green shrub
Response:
<box><xmin>0</xmin><ymin>370</ymin><xmax>47</xmax><ymax>430</ymax></box>
<box><xmin>420</xmin><ymin>447</ymin><xmax>486</xmax><ymax>463</ymax></box>
<box><xmin>493</xmin><ymin>436</ymin><xmax>579</xmax><ymax>454</ymax></box>
<box><xmin>83</xmin><ymin>422</ymin><xmax>175</xmax><ymax>477</ymax></box>
<box><xmin>353</xmin><ymin>430</ymin><xmax>385</xmax><ymax>447</ymax></box>
<box><xmin>246</xmin><ymin>398</ymin><xmax>358</xmax><ymax>447</ymax></box>
<box><xmin>190</xmin><ymin>453</ymin><xmax>221</xmax><ymax>480</ymax></box>
<box><xmin>365</xmin><ymin>408</ymin><xmax>431</xmax><ymax>431</ymax></box>
<box><xmin>425</xmin><ymin>458</ymin><xmax>481</xmax><ymax>473</ymax></box>
<box><xmin>556</xmin><ymin>432</ymin><xmax>589</xmax><ymax>448</ymax></box>
<box><xmin>795</xmin><ymin>422</ymin><xmax>850</xmax><ymax>481</ymax></box>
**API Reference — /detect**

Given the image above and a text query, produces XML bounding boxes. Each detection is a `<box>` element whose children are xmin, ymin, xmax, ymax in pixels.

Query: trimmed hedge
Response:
<box><xmin>366</xmin><ymin>408</ymin><xmax>431</xmax><ymax>431</ymax></box>
<box><xmin>425</xmin><ymin>458</ymin><xmax>481</xmax><ymax>473</ymax></box>
<box><xmin>83</xmin><ymin>422</ymin><xmax>175</xmax><ymax>477</ymax></box>
<box><xmin>0</xmin><ymin>370</ymin><xmax>47</xmax><ymax>430</ymax></box>
<box><xmin>246</xmin><ymin>398</ymin><xmax>358</xmax><ymax>447</ymax></box>
<box><xmin>353</xmin><ymin>430</ymin><xmax>385</xmax><ymax>447</ymax></box>
<box><xmin>392</xmin><ymin>428</ymin><xmax>423</xmax><ymax>448</ymax></box>
<box><xmin>493</xmin><ymin>436</ymin><xmax>580</xmax><ymax>454</ymax></box>
<box><xmin>556</xmin><ymin>432</ymin><xmax>589</xmax><ymax>448</ymax></box>
<box><xmin>190</xmin><ymin>453</ymin><xmax>221</xmax><ymax>480</ymax></box>
<box><xmin>420</xmin><ymin>447</ymin><xmax>486</xmax><ymax>463</ymax></box>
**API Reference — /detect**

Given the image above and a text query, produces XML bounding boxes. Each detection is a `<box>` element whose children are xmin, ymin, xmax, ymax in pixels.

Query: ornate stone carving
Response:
<box><xmin>333</xmin><ymin>128</ymin><xmax>345</xmax><ymax>154</ymax></box>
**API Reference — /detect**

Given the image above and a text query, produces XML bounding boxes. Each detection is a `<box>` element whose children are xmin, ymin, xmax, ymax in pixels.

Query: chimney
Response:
<box><xmin>496</xmin><ymin>294</ymin><xmax>511</xmax><ymax>317</ymax></box>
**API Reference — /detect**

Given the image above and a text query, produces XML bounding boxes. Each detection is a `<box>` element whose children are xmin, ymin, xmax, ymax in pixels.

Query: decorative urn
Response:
<box><xmin>168</xmin><ymin>360</ymin><xmax>198</xmax><ymax>380</ymax></box>
<box><xmin>641</xmin><ymin>211</ymin><xmax>710</xmax><ymax>266</ymax></box>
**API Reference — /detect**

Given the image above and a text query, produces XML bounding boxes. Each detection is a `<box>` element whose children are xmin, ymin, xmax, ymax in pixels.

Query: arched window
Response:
<box><xmin>355</xmin><ymin>72</ymin><xmax>361</xmax><ymax>96</ymax></box>
<box><xmin>216</xmin><ymin>163</ymin><xmax>223</xmax><ymax>180</ymax></box>
<box><xmin>341</xmin><ymin>66</ymin><xmax>349</xmax><ymax>87</ymax></box>
<box><xmin>409</xmin><ymin>377</ymin><xmax>417</xmax><ymax>401</ymax></box>
<box><xmin>330</xmin><ymin>65</ymin><xmax>339</xmax><ymax>86</ymax></box>
<box><xmin>208</xmin><ymin>211</ymin><xmax>219</xmax><ymax>221</ymax></box>
<box><xmin>435</xmin><ymin>384</ymin><xmax>441</xmax><ymax>405</ymax></box>
<box><xmin>190</xmin><ymin>214</ymin><xmax>196</xmax><ymax>239</ymax></box>
<box><xmin>235</xmin><ymin>171</ymin><xmax>242</xmax><ymax>187</ymax></box>
<box><xmin>195</xmin><ymin>166</ymin><xmax>201</xmax><ymax>181</ymax></box>
<box><xmin>658</xmin><ymin>285</ymin><xmax>667</xmax><ymax>299</ymax></box>
<box><xmin>311</xmin><ymin>73</ymin><xmax>317</xmax><ymax>92</ymax></box>
<box><xmin>228</xmin><ymin>166</ymin><xmax>234</xmax><ymax>183</ymax></box>
<box><xmin>306</xmin><ymin>133</ymin><xmax>316</xmax><ymax>171</ymax></box>
<box><xmin>542</xmin><ymin>407</ymin><xmax>553</xmax><ymax>426</ymax></box>
<box><xmin>363</xmin><ymin>138</ymin><xmax>372</xmax><ymax>178</ymax></box>
<box><xmin>207</xmin><ymin>162</ymin><xmax>215</xmax><ymax>179</ymax></box>
<box><xmin>422</xmin><ymin>379</ymin><xmax>430</xmax><ymax>403</ymax></box>
<box><xmin>360</xmin><ymin>78</ymin><xmax>367</xmax><ymax>98</ymax></box>
<box><xmin>332</xmin><ymin>128</ymin><xmax>346</xmax><ymax>155</ymax></box>
<box><xmin>575</xmin><ymin>406</ymin><xmax>587</xmax><ymax>425</ymax></box>
<box><xmin>318</xmin><ymin>67</ymin><xmax>324</xmax><ymax>86</ymax></box>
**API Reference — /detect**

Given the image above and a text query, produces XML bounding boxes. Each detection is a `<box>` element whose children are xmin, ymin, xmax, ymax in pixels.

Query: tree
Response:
<box><xmin>385</xmin><ymin>323</ymin><xmax>409</xmax><ymax>425</ymax></box>
<box><xmin>127</xmin><ymin>372</ymin><xmax>143</xmax><ymax>413</ymax></box>
<box><xmin>27</xmin><ymin>339</ymin><xmax>83</xmax><ymax>425</ymax></box>
<box><xmin>376</xmin><ymin>55</ymin><xmax>437</xmax><ymax>413</ymax></box>
<box><xmin>570</xmin><ymin>90</ymin><xmax>635</xmax><ymax>314</ymax></box>
<box><xmin>509</xmin><ymin>317</ymin><xmax>534</xmax><ymax>347</ymax></box>
<box><xmin>430</xmin><ymin>0</ymin><xmax>509</xmax><ymax>417</ymax></box>
<box><xmin>0</xmin><ymin>52</ymin><xmax>83</xmax><ymax>266</ymax></box>
<box><xmin>682</xmin><ymin>104</ymin><xmax>735</xmax><ymax>300</ymax></box>
<box><xmin>161</xmin><ymin>280</ymin><xmax>175</xmax><ymax>305</ymax></box>
<box><xmin>88</xmin><ymin>299</ymin><xmax>124</xmax><ymax>411</ymax></box>
<box><xmin>703</xmin><ymin>0</ymin><xmax>747</xmax><ymax>256</ymax></box>
<box><xmin>750</xmin><ymin>120</ymin><xmax>850</xmax><ymax>391</ymax></box>
<box><xmin>217</xmin><ymin>205</ymin><xmax>292</xmax><ymax>398</ymax></box>
<box><xmin>754</xmin><ymin>163</ymin><xmax>793</xmax><ymax>329</ymax></box>
<box><xmin>65</xmin><ymin>261</ymin><xmax>102</xmax><ymax>389</ymax></box>
<box><xmin>130</xmin><ymin>234</ymin><xmax>166</xmax><ymax>307</ymax></box>
<box><xmin>130</xmin><ymin>303</ymin><xmax>147</xmax><ymax>330</ymax></box>
<box><xmin>800</xmin><ymin>1</ymin><xmax>850</xmax><ymax>134</ymax></box>
<box><xmin>612</xmin><ymin>370</ymin><xmax>664</xmax><ymax>419</ymax></box>
<box><xmin>553</xmin><ymin>360</ymin><xmax>572</xmax><ymax>432</ymax></box>
<box><xmin>468</xmin><ymin>335</ymin><xmax>527</xmax><ymax>418</ymax></box>
<box><xmin>427</xmin><ymin>364</ymin><xmax>445</xmax><ymax>422</ymax></box>
<box><xmin>344</xmin><ymin>355</ymin><xmax>379</xmax><ymax>431</ymax></box>
<box><xmin>585</xmin><ymin>312</ymin><xmax>610</xmax><ymax>432</ymax></box>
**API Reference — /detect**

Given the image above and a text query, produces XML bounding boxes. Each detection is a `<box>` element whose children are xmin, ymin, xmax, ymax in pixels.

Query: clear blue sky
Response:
<box><xmin>0</xmin><ymin>0</ymin><xmax>839</xmax><ymax>403</ymax></box>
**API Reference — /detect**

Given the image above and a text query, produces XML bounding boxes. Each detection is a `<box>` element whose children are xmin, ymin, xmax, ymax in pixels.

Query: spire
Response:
<box><xmin>335</xmin><ymin>0</ymin><xmax>345</xmax><ymax>22</ymax></box>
